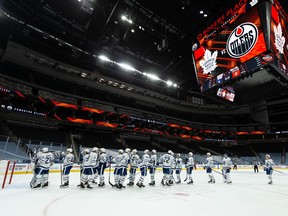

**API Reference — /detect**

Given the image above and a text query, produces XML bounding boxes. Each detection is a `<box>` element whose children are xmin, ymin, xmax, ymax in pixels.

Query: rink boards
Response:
<box><xmin>7</xmin><ymin>163</ymin><xmax>288</xmax><ymax>175</ymax></box>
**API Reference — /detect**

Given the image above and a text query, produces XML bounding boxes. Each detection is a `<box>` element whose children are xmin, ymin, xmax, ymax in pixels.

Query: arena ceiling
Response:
<box><xmin>1</xmin><ymin>0</ymin><xmax>288</xmax><ymax>95</ymax></box>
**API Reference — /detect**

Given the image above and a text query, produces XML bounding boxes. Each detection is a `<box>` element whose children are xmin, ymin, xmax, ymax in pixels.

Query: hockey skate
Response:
<box><xmin>86</xmin><ymin>184</ymin><xmax>93</xmax><ymax>189</ymax></box>
<box><xmin>165</xmin><ymin>181</ymin><xmax>171</xmax><ymax>186</ymax></box>
<box><xmin>116</xmin><ymin>184</ymin><xmax>122</xmax><ymax>189</ymax></box>
<box><xmin>187</xmin><ymin>180</ymin><xmax>193</xmax><ymax>184</ymax></box>
<box><xmin>175</xmin><ymin>180</ymin><xmax>181</xmax><ymax>184</ymax></box>
<box><xmin>149</xmin><ymin>181</ymin><xmax>155</xmax><ymax>186</ymax></box>
<box><xmin>136</xmin><ymin>182</ymin><xmax>145</xmax><ymax>188</ymax></box>
<box><xmin>42</xmin><ymin>182</ymin><xmax>49</xmax><ymax>188</ymax></box>
<box><xmin>268</xmin><ymin>181</ymin><xmax>273</xmax><ymax>184</ymax></box>
<box><xmin>127</xmin><ymin>182</ymin><xmax>134</xmax><ymax>186</ymax></box>
<box><xmin>227</xmin><ymin>181</ymin><xmax>232</xmax><ymax>184</ymax></box>
<box><xmin>32</xmin><ymin>183</ymin><xmax>41</xmax><ymax>189</ymax></box>
<box><xmin>98</xmin><ymin>182</ymin><xmax>105</xmax><ymax>187</ymax></box>
<box><xmin>120</xmin><ymin>184</ymin><xmax>126</xmax><ymax>189</ymax></box>
<box><xmin>79</xmin><ymin>183</ymin><xmax>85</xmax><ymax>189</ymax></box>
<box><xmin>161</xmin><ymin>180</ymin><xmax>165</xmax><ymax>186</ymax></box>
<box><xmin>60</xmin><ymin>181</ymin><xmax>69</xmax><ymax>188</ymax></box>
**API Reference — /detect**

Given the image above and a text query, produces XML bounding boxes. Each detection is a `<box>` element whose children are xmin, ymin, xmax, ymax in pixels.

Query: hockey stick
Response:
<box><xmin>184</xmin><ymin>168</ymin><xmax>188</xmax><ymax>182</ymax></box>
<box><xmin>108</xmin><ymin>163</ymin><xmax>114</xmax><ymax>187</ymax></box>
<box><xmin>60</xmin><ymin>163</ymin><xmax>63</xmax><ymax>187</ymax></box>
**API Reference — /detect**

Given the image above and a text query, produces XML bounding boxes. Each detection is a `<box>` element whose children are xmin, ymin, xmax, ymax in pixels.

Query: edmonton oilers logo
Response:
<box><xmin>226</xmin><ymin>22</ymin><xmax>258</xmax><ymax>58</ymax></box>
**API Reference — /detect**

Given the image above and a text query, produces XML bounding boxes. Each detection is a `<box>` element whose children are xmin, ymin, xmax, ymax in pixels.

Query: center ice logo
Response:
<box><xmin>226</xmin><ymin>22</ymin><xmax>258</xmax><ymax>58</ymax></box>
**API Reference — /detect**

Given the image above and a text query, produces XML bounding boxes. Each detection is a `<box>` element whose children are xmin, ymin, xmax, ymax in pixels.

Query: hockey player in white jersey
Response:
<box><xmin>148</xmin><ymin>149</ymin><xmax>157</xmax><ymax>186</ymax></box>
<box><xmin>175</xmin><ymin>153</ymin><xmax>182</xmax><ymax>184</ymax></box>
<box><xmin>160</xmin><ymin>150</ymin><xmax>174</xmax><ymax>186</ymax></box>
<box><xmin>31</xmin><ymin>147</ymin><xmax>54</xmax><ymax>188</ymax></box>
<box><xmin>60</xmin><ymin>148</ymin><xmax>74</xmax><ymax>188</ymax></box>
<box><xmin>169</xmin><ymin>154</ymin><xmax>176</xmax><ymax>185</ymax></box>
<box><xmin>264</xmin><ymin>154</ymin><xmax>274</xmax><ymax>184</ymax></box>
<box><xmin>186</xmin><ymin>152</ymin><xmax>194</xmax><ymax>184</ymax></box>
<box><xmin>205</xmin><ymin>152</ymin><xmax>215</xmax><ymax>183</ymax></box>
<box><xmin>113</xmin><ymin>149</ymin><xmax>127</xmax><ymax>189</ymax></box>
<box><xmin>127</xmin><ymin>149</ymin><xmax>140</xmax><ymax>186</ymax></box>
<box><xmin>222</xmin><ymin>154</ymin><xmax>232</xmax><ymax>184</ymax></box>
<box><xmin>90</xmin><ymin>147</ymin><xmax>99</xmax><ymax>184</ymax></box>
<box><xmin>98</xmin><ymin>148</ymin><xmax>107</xmax><ymax>187</ymax></box>
<box><xmin>136</xmin><ymin>149</ymin><xmax>150</xmax><ymax>188</ymax></box>
<box><xmin>121</xmin><ymin>148</ymin><xmax>130</xmax><ymax>187</ymax></box>
<box><xmin>79</xmin><ymin>149</ymin><xmax>93</xmax><ymax>189</ymax></box>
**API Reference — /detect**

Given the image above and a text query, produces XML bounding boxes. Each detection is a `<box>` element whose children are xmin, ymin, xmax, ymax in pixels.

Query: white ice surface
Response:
<box><xmin>1</xmin><ymin>169</ymin><xmax>288</xmax><ymax>216</ymax></box>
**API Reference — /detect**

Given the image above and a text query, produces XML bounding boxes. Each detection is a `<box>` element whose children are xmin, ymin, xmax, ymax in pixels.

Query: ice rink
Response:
<box><xmin>1</xmin><ymin>169</ymin><xmax>288</xmax><ymax>216</ymax></box>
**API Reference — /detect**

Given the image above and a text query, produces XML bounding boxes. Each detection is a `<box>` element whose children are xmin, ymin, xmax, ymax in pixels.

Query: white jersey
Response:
<box><xmin>89</xmin><ymin>152</ymin><xmax>98</xmax><ymax>167</ymax></box>
<box><xmin>115</xmin><ymin>154</ymin><xmax>127</xmax><ymax>167</ymax></box>
<box><xmin>206</xmin><ymin>156</ymin><xmax>214</xmax><ymax>168</ymax></box>
<box><xmin>160</xmin><ymin>154</ymin><xmax>174</xmax><ymax>168</ymax></box>
<box><xmin>222</xmin><ymin>157</ymin><xmax>232</xmax><ymax>169</ymax></box>
<box><xmin>186</xmin><ymin>157</ymin><xmax>194</xmax><ymax>168</ymax></box>
<box><xmin>265</xmin><ymin>159</ymin><xmax>274</xmax><ymax>169</ymax></box>
<box><xmin>130</xmin><ymin>154</ymin><xmax>140</xmax><ymax>168</ymax></box>
<box><xmin>150</xmin><ymin>154</ymin><xmax>157</xmax><ymax>168</ymax></box>
<box><xmin>175</xmin><ymin>158</ymin><xmax>182</xmax><ymax>169</ymax></box>
<box><xmin>37</xmin><ymin>152</ymin><xmax>54</xmax><ymax>169</ymax></box>
<box><xmin>139</xmin><ymin>154</ymin><xmax>150</xmax><ymax>168</ymax></box>
<box><xmin>99</xmin><ymin>153</ymin><xmax>107</xmax><ymax>164</ymax></box>
<box><xmin>82</xmin><ymin>154</ymin><xmax>92</xmax><ymax>167</ymax></box>
<box><xmin>63</xmin><ymin>153</ymin><xmax>74</xmax><ymax>166</ymax></box>
<box><xmin>123</xmin><ymin>152</ymin><xmax>130</xmax><ymax>167</ymax></box>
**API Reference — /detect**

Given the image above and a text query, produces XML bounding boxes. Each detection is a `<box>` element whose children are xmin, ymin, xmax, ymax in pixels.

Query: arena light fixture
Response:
<box><xmin>166</xmin><ymin>80</ymin><xmax>173</xmax><ymax>86</ymax></box>
<box><xmin>121</xmin><ymin>15</ymin><xmax>133</xmax><ymax>24</ymax></box>
<box><xmin>146</xmin><ymin>73</ymin><xmax>160</xmax><ymax>81</ymax></box>
<box><xmin>98</xmin><ymin>55</ymin><xmax>111</xmax><ymax>62</ymax></box>
<box><xmin>118</xmin><ymin>63</ymin><xmax>136</xmax><ymax>71</ymax></box>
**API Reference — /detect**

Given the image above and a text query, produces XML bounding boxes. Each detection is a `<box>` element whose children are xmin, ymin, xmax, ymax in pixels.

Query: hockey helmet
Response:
<box><xmin>92</xmin><ymin>147</ymin><xmax>99</xmax><ymax>152</ymax></box>
<box><xmin>189</xmin><ymin>152</ymin><xmax>193</xmax><ymax>157</ymax></box>
<box><xmin>125</xmin><ymin>148</ymin><xmax>131</xmax><ymax>153</ymax></box>
<box><xmin>152</xmin><ymin>149</ymin><xmax>156</xmax><ymax>154</ymax></box>
<box><xmin>119</xmin><ymin>149</ymin><xmax>124</xmax><ymax>154</ymax></box>
<box><xmin>132</xmin><ymin>149</ymin><xmax>137</xmax><ymax>155</ymax></box>
<box><xmin>206</xmin><ymin>152</ymin><xmax>211</xmax><ymax>157</ymax></box>
<box><xmin>42</xmin><ymin>147</ymin><xmax>48</xmax><ymax>153</ymax></box>
<box><xmin>100</xmin><ymin>148</ymin><xmax>106</xmax><ymax>153</ymax></box>
<box><xmin>144</xmin><ymin>149</ymin><xmax>149</xmax><ymax>154</ymax></box>
<box><xmin>66</xmin><ymin>148</ymin><xmax>73</xmax><ymax>153</ymax></box>
<box><xmin>168</xmin><ymin>150</ymin><xmax>174</xmax><ymax>155</ymax></box>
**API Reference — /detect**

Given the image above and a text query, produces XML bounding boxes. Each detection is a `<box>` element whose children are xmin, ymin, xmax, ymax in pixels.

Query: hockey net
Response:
<box><xmin>0</xmin><ymin>160</ymin><xmax>16</xmax><ymax>189</ymax></box>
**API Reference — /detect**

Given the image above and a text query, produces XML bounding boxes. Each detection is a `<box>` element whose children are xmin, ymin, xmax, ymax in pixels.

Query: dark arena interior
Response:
<box><xmin>1</xmin><ymin>0</ymin><xmax>288</xmax><ymax>215</ymax></box>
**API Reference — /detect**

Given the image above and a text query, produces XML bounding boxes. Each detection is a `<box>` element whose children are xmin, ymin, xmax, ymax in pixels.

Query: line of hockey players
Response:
<box><xmin>30</xmin><ymin>146</ymin><xmax>276</xmax><ymax>189</ymax></box>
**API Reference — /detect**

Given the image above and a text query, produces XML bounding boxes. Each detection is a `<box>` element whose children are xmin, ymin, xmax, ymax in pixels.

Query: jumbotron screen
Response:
<box><xmin>270</xmin><ymin>2</ymin><xmax>288</xmax><ymax>75</ymax></box>
<box><xmin>193</xmin><ymin>3</ymin><xmax>267</xmax><ymax>87</ymax></box>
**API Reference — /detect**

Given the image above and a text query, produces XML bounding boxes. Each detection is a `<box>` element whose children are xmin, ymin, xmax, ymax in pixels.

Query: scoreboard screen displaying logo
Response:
<box><xmin>193</xmin><ymin>5</ymin><xmax>266</xmax><ymax>86</ymax></box>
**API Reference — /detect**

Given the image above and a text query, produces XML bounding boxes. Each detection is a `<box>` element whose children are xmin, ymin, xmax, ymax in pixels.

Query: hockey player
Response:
<box><xmin>98</xmin><ymin>148</ymin><xmax>107</xmax><ymax>187</ymax></box>
<box><xmin>160</xmin><ymin>150</ymin><xmax>174</xmax><ymax>186</ymax></box>
<box><xmin>264</xmin><ymin>154</ymin><xmax>274</xmax><ymax>184</ymax></box>
<box><xmin>148</xmin><ymin>149</ymin><xmax>157</xmax><ymax>186</ymax></box>
<box><xmin>113</xmin><ymin>149</ymin><xmax>127</xmax><ymax>189</ymax></box>
<box><xmin>175</xmin><ymin>154</ymin><xmax>182</xmax><ymax>184</ymax></box>
<box><xmin>60</xmin><ymin>148</ymin><xmax>74</xmax><ymax>188</ymax></box>
<box><xmin>186</xmin><ymin>152</ymin><xmax>194</xmax><ymax>184</ymax></box>
<box><xmin>79</xmin><ymin>149</ymin><xmax>93</xmax><ymax>189</ymax></box>
<box><xmin>169</xmin><ymin>154</ymin><xmax>176</xmax><ymax>185</ymax></box>
<box><xmin>31</xmin><ymin>147</ymin><xmax>54</xmax><ymax>188</ymax></box>
<box><xmin>204</xmin><ymin>152</ymin><xmax>215</xmax><ymax>183</ymax></box>
<box><xmin>127</xmin><ymin>149</ymin><xmax>140</xmax><ymax>186</ymax></box>
<box><xmin>90</xmin><ymin>147</ymin><xmax>99</xmax><ymax>184</ymax></box>
<box><xmin>121</xmin><ymin>148</ymin><xmax>130</xmax><ymax>186</ymax></box>
<box><xmin>136</xmin><ymin>149</ymin><xmax>150</xmax><ymax>188</ymax></box>
<box><xmin>222</xmin><ymin>153</ymin><xmax>232</xmax><ymax>184</ymax></box>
